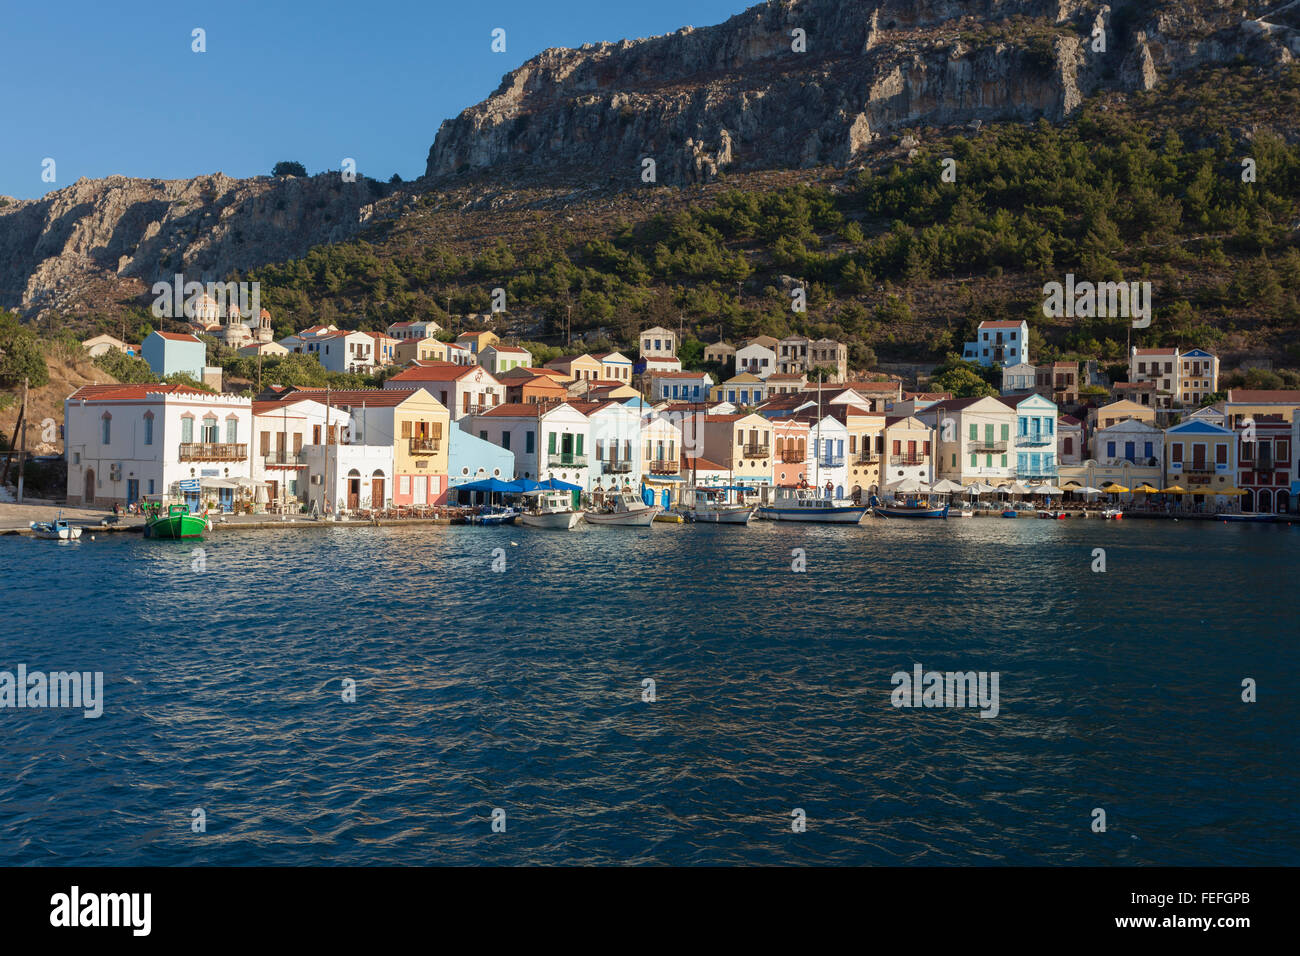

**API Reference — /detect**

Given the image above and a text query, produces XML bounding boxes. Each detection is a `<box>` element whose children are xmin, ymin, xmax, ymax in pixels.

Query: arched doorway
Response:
<box><xmin>371</xmin><ymin>470</ymin><xmax>385</xmax><ymax>510</ymax></box>
<box><xmin>346</xmin><ymin>468</ymin><xmax>361</xmax><ymax>511</ymax></box>
<box><xmin>84</xmin><ymin>468</ymin><xmax>95</xmax><ymax>505</ymax></box>
<box><xmin>1242</xmin><ymin>490</ymin><xmax>1255</xmax><ymax>512</ymax></box>
<box><xmin>1277</xmin><ymin>490</ymin><xmax>1291</xmax><ymax>514</ymax></box>
<box><xmin>1258</xmin><ymin>489</ymin><xmax>1273</xmax><ymax>513</ymax></box>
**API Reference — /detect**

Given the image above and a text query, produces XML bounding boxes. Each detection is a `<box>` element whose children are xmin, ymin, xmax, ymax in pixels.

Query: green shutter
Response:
<box><xmin>1001</xmin><ymin>454</ymin><xmax>1007</xmax><ymax>467</ymax></box>
<box><xmin>986</xmin><ymin>454</ymin><xmax>992</xmax><ymax>467</ymax></box>
<box><xmin>1000</xmin><ymin>423</ymin><xmax>1009</xmax><ymax>441</ymax></box>
<box><xmin>985</xmin><ymin>423</ymin><xmax>994</xmax><ymax>443</ymax></box>
<box><xmin>548</xmin><ymin>432</ymin><xmax>556</xmax><ymax>454</ymax></box>
<box><xmin>968</xmin><ymin>423</ymin><xmax>977</xmax><ymax>440</ymax></box>
<box><xmin>575</xmin><ymin>434</ymin><xmax>584</xmax><ymax>455</ymax></box>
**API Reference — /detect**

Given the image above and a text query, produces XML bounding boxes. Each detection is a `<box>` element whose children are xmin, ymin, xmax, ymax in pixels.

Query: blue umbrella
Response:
<box><xmin>536</xmin><ymin>478</ymin><xmax>582</xmax><ymax>492</ymax></box>
<box><xmin>458</xmin><ymin>477</ymin><xmax>522</xmax><ymax>493</ymax></box>
<box><xmin>514</xmin><ymin>478</ymin><xmax>543</xmax><ymax>492</ymax></box>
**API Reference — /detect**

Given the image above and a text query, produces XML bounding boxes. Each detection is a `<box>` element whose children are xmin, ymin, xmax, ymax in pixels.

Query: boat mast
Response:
<box><xmin>813</xmin><ymin>382</ymin><xmax>821</xmax><ymax>489</ymax></box>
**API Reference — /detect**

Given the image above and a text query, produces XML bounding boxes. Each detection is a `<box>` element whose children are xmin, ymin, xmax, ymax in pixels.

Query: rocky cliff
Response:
<box><xmin>0</xmin><ymin>172</ymin><xmax>402</xmax><ymax>319</ymax></box>
<box><xmin>425</xmin><ymin>0</ymin><xmax>1300</xmax><ymax>184</ymax></box>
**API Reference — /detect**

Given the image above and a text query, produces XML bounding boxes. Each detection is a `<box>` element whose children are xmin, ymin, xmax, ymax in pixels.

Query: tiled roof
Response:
<box><xmin>67</xmin><ymin>383</ymin><xmax>209</xmax><ymax>401</ymax></box>
<box><xmin>977</xmin><ymin>320</ymin><xmax>1026</xmax><ymax>329</ymax></box>
<box><xmin>1226</xmin><ymin>390</ymin><xmax>1300</xmax><ymax>403</ymax></box>
<box><xmin>151</xmin><ymin>331</ymin><xmax>202</xmax><ymax>343</ymax></box>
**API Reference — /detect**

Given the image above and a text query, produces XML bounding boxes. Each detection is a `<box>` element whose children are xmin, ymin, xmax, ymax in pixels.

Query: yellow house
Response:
<box><xmin>545</xmin><ymin>353</ymin><xmax>605</xmax><ymax>382</ymax></box>
<box><xmin>1089</xmin><ymin>399</ymin><xmax>1157</xmax><ymax>432</ymax></box>
<box><xmin>700</xmin><ymin>412</ymin><xmax>773</xmax><ymax>487</ymax></box>
<box><xmin>1164</xmin><ymin>419</ymin><xmax>1237</xmax><ymax>494</ymax></box>
<box><xmin>1222</xmin><ymin>389</ymin><xmax>1300</xmax><ymax>427</ymax></box>
<box><xmin>396</xmin><ymin>337</ymin><xmax>450</xmax><ymax>365</ymax></box>
<box><xmin>456</xmin><ymin>330</ymin><xmax>499</xmax><ymax>356</ymax></box>
<box><xmin>329</xmin><ymin>388</ymin><xmax>452</xmax><ymax>506</ymax></box>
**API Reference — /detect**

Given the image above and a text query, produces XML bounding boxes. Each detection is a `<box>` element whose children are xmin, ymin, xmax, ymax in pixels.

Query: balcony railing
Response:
<box><xmin>779</xmin><ymin>450</ymin><xmax>806</xmax><ymax>463</ymax></box>
<box><xmin>603</xmin><ymin>460</ymin><xmax>633</xmax><ymax>473</ymax></box>
<box><xmin>741</xmin><ymin>443</ymin><xmax>770</xmax><ymax>459</ymax></box>
<box><xmin>179</xmin><ymin>442</ymin><xmax>247</xmax><ymax>461</ymax></box>
<box><xmin>408</xmin><ymin>438</ymin><xmax>441</xmax><ymax>455</ymax></box>
<box><xmin>855</xmin><ymin>452</ymin><xmax>881</xmax><ymax>464</ymax></box>
<box><xmin>263</xmin><ymin>452</ymin><xmax>304</xmax><ymax>468</ymax></box>
<box><xmin>818</xmin><ymin>455</ymin><xmax>845</xmax><ymax>468</ymax></box>
<box><xmin>890</xmin><ymin>454</ymin><xmax>926</xmax><ymax>465</ymax></box>
<box><xmin>548</xmin><ymin>453</ymin><xmax>587</xmax><ymax>467</ymax></box>
<box><xmin>969</xmin><ymin>441</ymin><xmax>1007</xmax><ymax>454</ymax></box>
<box><xmin>648</xmin><ymin>460</ymin><xmax>679</xmax><ymax>475</ymax></box>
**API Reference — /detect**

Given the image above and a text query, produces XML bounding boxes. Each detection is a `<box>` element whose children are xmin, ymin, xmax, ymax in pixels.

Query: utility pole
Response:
<box><xmin>15</xmin><ymin>377</ymin><xmax>29</xmax><ymax>504</ymax></box>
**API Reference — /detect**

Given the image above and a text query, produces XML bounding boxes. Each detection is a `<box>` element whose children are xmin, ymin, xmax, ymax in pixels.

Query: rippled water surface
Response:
<box><xmin>1</xmin><ymin>517</ymin><xmax>1297</xmax><ymax>865</ymax></box>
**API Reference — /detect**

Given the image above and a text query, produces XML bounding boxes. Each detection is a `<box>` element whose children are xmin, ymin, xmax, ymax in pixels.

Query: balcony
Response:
<box><xmin>548</xmin><ymin>453</ymin><xmax>587</xmax><ymax>467</ymax></box>
<box><xmin>179</xmin><ymin>442</ymin><xmax>247</xmax><ymax>462</ymax></box>
<box><xmin>969</xmin><ymin>441</ymin><xmax>1007</xmax><ymax>454</ymax></box>
<box><xmin>818</xmin><ymin>455</ymin><xmax>845</xmax><ymax>468</ymax></box>
<box><xmin>648</xmin><ymin>460</ymin><xmax>679</xmax><ymax>475</ymax></box>
<box><xmin>603</xmin><ymin>460</ymin><xmax>633</xmax><ymax>473</ymax></box>
<box><xmin>890</xmin><ymin>454</ymin><xmax>926</xmax><ymax>466</ymax></box>
<box><xmin>855</xmin><ymin>452</ymin><xmax>881</xmax><ymax>464</ymax></box>
<box><xmin>263</xmin><ymin>452</ymin><xmax>304</xmax><ymax>468</ymax></box>
<box><xmin>408</xmin><ymin>438</ymin><xmax>441</xmax><ymax>455</ymax></box>
<box><xmin>741</xmin><ymin>443</ymin><xmax>770</xmax><ymax>459</ymax></box>
<box><xmin>779</xmin><ymin>450</ymin><xmax>806</xmax><ymax>463</ymax></box>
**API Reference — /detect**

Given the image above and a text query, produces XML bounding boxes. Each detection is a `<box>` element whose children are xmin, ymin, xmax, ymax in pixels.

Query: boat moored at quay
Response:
<box><xmin>757</xmin><ymin>487</ymin><xmax>869</xmax><ymax>524</ymax></box>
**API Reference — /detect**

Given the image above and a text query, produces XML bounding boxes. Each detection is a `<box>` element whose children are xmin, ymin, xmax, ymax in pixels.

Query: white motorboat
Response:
<box><xmin>519</xmin><ymin>490</ymin><xmax>583</xmax><ymax>530</ymax></box>
<box><xmin>584</xmin><ymin>490</ymin><xmax>661</xmax><ymax>527</ymax></box>
<box><xmin>29</xmin><ymin>517</ymin><xmax>82</xmax><ymax>540</ymax></box>
<box><xmin>678</xmin><ymin>485</ymin><xmax>755</xmax><ymax>524</ymax></box>
<box><xmin>757</xmin><ymin>487</ymin><xmax>868</xmax><ymax>523</ymax></box>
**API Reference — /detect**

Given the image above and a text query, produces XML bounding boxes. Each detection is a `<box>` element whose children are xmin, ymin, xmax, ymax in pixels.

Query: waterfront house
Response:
<box><xmin>699</xmin><ymin>412</ymin><xmax>774</xmax><ymax>488</ymax></box>
<box><xmin>1165</xmin><ymin>419</ymin><xmax>1237</xmax><ymax>499</ymax></box>
<box><xmin>640</xmin><ymin>413</ymin><xmax>684</xmax><ymax>509</ymax></box>
<box><xmin>1001</xmin><ymin>362</ymin><xmax>1036</xmax><ymax>394</ymax></box>
<box><xmin>577</xmin><ymin>400</ymin><xmax>644</xmax><ymax>494</ymax></box>
<box><xmin>962</xmin><ymin>320</ymin><xmax>1028</xmax><ymax>368</ymax></box>
<box><xmin>448</xmin><ymin>420</ymin><xmax>516</xmax><ymax>489</ymax></box>
<box><xmin>323</xmin><ymin>388</ymin><xmax>451</xmax><ymax>506</ymax></box>
<box><xmin>1000</xmin><ymin>392</ymin><xmax>1059</xmax><ymax>483</ymax></box>
<box><xmin>772</xmin><ymin>419</ymin><xmax>811</xmax><ymax>487</ymax></box>
<box><xmin>649</xmin><ymin>370</ymin><xmax>713</xmax><ymax>403</ymax></box>
<box><xmin>466</xmin><ymin>402</ymin><xmax>592</xmax><ymax>487</ymax></box>
<box><xmin>793</xmin><ymin>413</ymin><xmax>850</xmax><ymax>497</ymax></box>
<box><xmin>735</xmin><ymin>342</ymin><xmax>776</xmax><ymax>378</ymax></box>
<box><xmin>384</xmin><ymin>362</ymin><xmax>503</xmax><ymax>419</ymax></box>
<box><xmin>252</xmin><ymin>397</ymin><xmax>352</xmax><ymax>509</ymax></box>
<box><xmin>64</xmin><ymin>384</ymin><xmax>253</xmax><ymax>511</ymax></box>
<box><xmin>302</xmin><ymin>442</ymin><xmax>394</xmax><ymax>514</ymax></box>
<box><xmin>141</xmin><ymin>331</ymin><xmax>206</xmax><ymax>381</ymax></box>
<box><xmin>456</xmin><ymin>330</ymin><xmax>499</xmax><ymax>356</ymax></box>
<box><xmin>1233</xmin><ymin>416</ymin><xmax>1292</xmax><ymax>514</ymax></box>
<box><xmin>639</xmin><ymin>326</ymin><xmax>678</xmax><ymax>359</ymax></box>
<box><xmin>882</xmin><ymin>415</ymin><xmax>934</xmax><ymax>488</ymax></box>
<box><xmin>478</xmin><ymin>344</ymin><xmax>532</xmax><ymax>376</ymax></box>
<box><xmin>711</xmin><ymin>372</ymin><xmax>771</xmax><ymax>407</ymax></box>
<box><xmin>1095</xmin><ymin>419</ymin><xmax>1163</xmax><ymax>469</ymax></box>
<box><xmin>680</xmin><ymin>456</ymin><xmax>730</xmax><ymax>487</ymax></box>
<box><xmin>920</xmin><ymin>396</ymin><xmax>1017</xmax><ymax>486</ymax></box>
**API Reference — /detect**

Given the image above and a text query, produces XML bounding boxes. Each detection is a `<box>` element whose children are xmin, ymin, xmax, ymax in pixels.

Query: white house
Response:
<box><xmin>735</xmin><ymin>343</ymin><xmax>777</xmax><ymax>378</ymax></box>
<box><xmin>649</xmin><ymin>370</ymin><xmax>713</xmax><ymax>402</ymax></box>
<box><xmin>1094</xmin><ymin>419</ymin><xmax>1163</xmax><ymax>468</ymax></box>
<box><xmin>639</xmin><ymin>326</ymin><xmax>678</xmax><ymax>358</ymax></box>
<box><xmin>302</xmin><ymin>443</ymin><xmax>395</xmax><ymax>515</ymax></box>
<box><xmin>65</xmin><ymin>384</ymin><xmax>253</xmax><ymax>512</ymax></box>
<box><xmin>279</xmin><ymin>324</ymin><xmax>339</xmax><ymax>355</ymax></box>
<box><xmin>314</xmin><ymin>330</ymin><xmax>384</xmax><ymax>373</ymax></box>
<box><xmin>1001</xmin><ymin>361</ymin><xmax>1036</xmax><ymax>394</ymax></box>
<box><xmin>582</xmin><ymin>401</ymin><xmax>645</xmax><ymax>494</ymax></box>
<box><xmin>479</xmin><ymin>344</ymin><xmax>533</xmax><ymax>376</ymax></box>
<box><xmin>386</xmin><ymin>319</ymin><xmax>442</xmax><ymax>340</ymax></box>
<box><xmin>963</xmin><ymin>320</ymin><xmax>1029</xmax><ymax>368</ymax></box>
<box><xmin>799</xmin><ymin>413</ymin><xmax>850</xmax><ymax>497</ymax></box>
<box><xmin>251</xmin><ymin>397</ymin><xmax>353</xmax><ymax>509</ymax></box>
<box><xmin>466</xmin><ymin>402</ymin><xmax>592</xmax><ymax>487</ymax></box>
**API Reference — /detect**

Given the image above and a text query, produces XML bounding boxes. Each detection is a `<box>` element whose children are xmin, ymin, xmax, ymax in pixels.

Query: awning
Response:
<box><xmin>931</xmin><ymin>479</ymin><xmax>964</xmax><ymax>493</ymax></box>
<box><xmin>1034</xmin><ymin>484</ymin><xmax>1064</xmax><ymax>495</ymax></box>
<box><xmin>888</xmin><ymin>477</ymin><xmax>931</xmax><ymax>493</ymax></box>
<box><xmin>1133</xmin><ymin>484</ymin><xmax>1160</xmax><ymax>494</ymax></box>
<box><xmin>1006</xmin><ymin>481</ymin><xmax>1030</xmax><ymax>495</ymax></box>
<box><xmin>457</xmin><ymin>477</ymin><xmax>522</xmax><ymax>493</ymax></box>
<box><xmin>1104</xmin><ymin>484</ymin><xmax>1130</xmax><ymax>493</ymax></box>
<box><xmin>1161</xmin><ymin>485</ymin><xmax>1187</xmax><ymax>494</ymax></box>
<box><xmin>1077</xmin><ymin>486</ymin><xmax>1105</xmax><ymax>495</ymax></box>
<box><xmin>199</xmin><ymin>478</ymin><xmax>239</xmax><ymax>489</ymax></box>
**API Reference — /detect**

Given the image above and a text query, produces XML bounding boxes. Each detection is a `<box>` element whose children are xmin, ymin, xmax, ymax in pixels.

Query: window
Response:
<box><xmin>143</xmin><ymin>413</ymin><xmax>154</xmax><ymax>445</ymax></box>
<box><xmin>969</xmin><ymin>423</ymin><xmax>977</xmax><ymax>441</ymax></box>
<box><xmin>182</xmin><ymin>418</ymin><xmax>194</xmax><ymax>444</ymax></box>
<box><xmin>1000</xmin><ymin>424</ymin><xmax>1009</xmax><ymax>441</ymax></box>
<box><xmin>502</xmin><ymin>432</ymin><xmax>511</xmax><ymax>450</ymax></box>
<box><xmin>202</xmin><ymin>416</ymin><xmax>218</xmax><ymax>443</ymax></box>
<box><xmin>101</xmin><ymin>414</ymin><xmax>111</xmax><ymax>445</ymax></box>
<box><xmin>526</xmin><ymin>431</ymin><xmax>535</xmax><ymax>454</ymax></box>
<box><xmin>226</xmin><ymin>419</ymin><xmax>238</xmax><ymax>444</ymax></box>
<box><xmin>1144</xmin><ymin>441</ymin><xmax>1153</xmax><ymax>459</ymax></box>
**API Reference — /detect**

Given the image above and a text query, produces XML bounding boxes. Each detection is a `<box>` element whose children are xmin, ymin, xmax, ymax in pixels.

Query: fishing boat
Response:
<box><xmin>757</xmin><ymin>486</ymin><xmax>869</xmax><ymax>524</ymax></box>
<box><xmin>1037</xmin><ymin>509</ymin><xmax>1068</xmax><ymax>519</ymax></box>
<box><xmin>873</xmin><ymin>499</ymin><xmax>949</xmax><ymax>519</ymax></box>
<box><xmin>28</xmin><ymin>517</ymin><xmax>82</xmax><ymax>540</ymax></box>
<box><xmin>584</xmin><ymin>490</ymin><xmax>661</xmax><ymax>527</ymax></box>
<box><xmin>143</xmin><ymin>502</ymin><xmax>210</xmax><ymax>539</ymax></box>
<box><xmin>468</xmin><ymin>505</ymin><xmax>518</xmax><ymax>526</ymax></box>
<box><xmin>678</xmin><ymin>485</ymin><xmax>756</xmax><ymax>524</ymax></box>
<box><xmin>1221</xmin><ymin>512</ymin><xmax>1274</xmax><ymax>523</ymax></box>
<box><xmin>1001</xmin><ymin>508</ymin><xmax>1019</xmax><ymax>518</ymax></box>
<box><xmin>1101</xmin><ymin>507</ymin><xmax>1124</xmax><ymax>520</ymax></box>
<box><xmin>519</xmin><ymin>490</ymin><xmax>582</xmax><ymax>530</ymax></box>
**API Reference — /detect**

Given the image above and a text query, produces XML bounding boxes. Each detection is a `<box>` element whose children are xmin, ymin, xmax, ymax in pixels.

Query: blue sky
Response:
<box><xmin>2</xmin><ymin>0</ymin><xmax>753</xmax><ymax>200</ymax></box>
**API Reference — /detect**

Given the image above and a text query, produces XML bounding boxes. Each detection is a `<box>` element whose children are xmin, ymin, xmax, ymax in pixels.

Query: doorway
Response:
<box><xmin>84</xmin><ymin>468</ymin><xmax>95</xmax><ymax>504</ymax></box>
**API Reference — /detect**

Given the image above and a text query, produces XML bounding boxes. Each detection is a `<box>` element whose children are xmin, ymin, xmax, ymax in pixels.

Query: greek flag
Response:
<box><xmin>178</xmin><ymin>479</ymin><xmax>201</xmax><ymax>493</ymax></box>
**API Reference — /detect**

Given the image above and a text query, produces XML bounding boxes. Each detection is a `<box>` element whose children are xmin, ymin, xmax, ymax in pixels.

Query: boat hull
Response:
<box><xmin>686</xmin><ymin>508</ymin><xmax>755</xmax><ymax>524</ymax></box>
<box><xmin>144</xmin><ymin>514</ymin><xmax>209</xmax><ymax>539</ymax></box>
<box><xmin>30</xmin><ymin>523</ymin><xmax>82</xmax><ymax>540</ymax></box>
<box><xmin>757</xmin><ymin>506</ymin><xmax>868</xmax><ymax>524</ymax></box>
<box><xmin>469</xmin><ymin>509</ymin><xmax>518</xmax><ymax>526</ymax></box>
<box><xmin>583</xmin><ymin>505</ymin><xmax>661</xmax><ymax>527</ymax></box>
<box><xmin>872</xmin><ymin>504</ymin><xmax>948</xmax><ymax>519</ymax></box>
<box><xmin>520</xmin><ymin>511</ymin><xmax>582</xmax><ymax>530</ymax></box>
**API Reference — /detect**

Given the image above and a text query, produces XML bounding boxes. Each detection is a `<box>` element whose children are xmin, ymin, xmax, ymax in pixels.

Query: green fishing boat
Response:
<box><xmin>142</xmin><ymin>502</ymin><xmax>210</xmax><ymax>539</ymax></box>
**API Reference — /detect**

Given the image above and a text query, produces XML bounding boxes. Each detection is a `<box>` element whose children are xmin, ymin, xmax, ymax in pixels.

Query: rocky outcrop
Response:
<box><xmin>0</xmin><ymin>172</ymin><xmax>402</xmax><ymax>318</ymax></box>
<box><xmin>425</xmin><ymin>0</ymin><xmax>1299</xmax><ymax>184</ymax></box>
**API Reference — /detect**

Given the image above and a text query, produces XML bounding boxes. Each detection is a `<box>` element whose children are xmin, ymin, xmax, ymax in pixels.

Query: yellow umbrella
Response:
<box><xmin>1161</xmin><ymin>485</ymin><xmax>1187</xmax><ymax>494</ymax></box>
<box><xmin>1219</xmin><ymin>487</ymin><xmax>1246</xmax><ymax>496</ymax></box>
<box><xmin>1105</xmin><ymin>484</ymin><xmax>1130</xmax><ymax>494</ymax></box>
<box><xmin>1134</xmin><ymin>483</ymin><xmax>1160</xmax><ymax>494</ymax></box>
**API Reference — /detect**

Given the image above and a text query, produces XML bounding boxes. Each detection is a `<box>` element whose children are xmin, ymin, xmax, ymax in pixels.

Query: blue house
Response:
<box><xmin>1000</xmin><ymin>392</ymin><xmax>1058</xmax><ymax>481</ymax></box>
<box><xmin>142</xmin><ymin>331</ymin><xmax>206</xmax><ymax>380</ymax></box>
<box><xmin>448</xmin><ymin>421</ymin><xmax>516</xmax><ymax>488</ymax></box>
